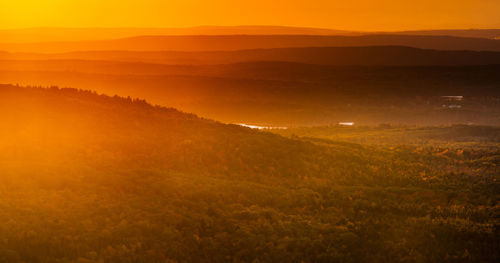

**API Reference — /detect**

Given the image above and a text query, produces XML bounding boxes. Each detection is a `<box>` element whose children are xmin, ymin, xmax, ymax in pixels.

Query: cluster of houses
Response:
<box><xmin>441</xmin><ymin>95</ymin><xmax>463</xmax><ymax>109</ymax></box>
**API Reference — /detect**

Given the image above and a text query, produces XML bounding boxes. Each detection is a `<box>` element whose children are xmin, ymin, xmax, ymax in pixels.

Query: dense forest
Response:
<box><xmin>0</xmin><ymin>85</ymin><xmax>498</xmax><ymax>262</ymax></box>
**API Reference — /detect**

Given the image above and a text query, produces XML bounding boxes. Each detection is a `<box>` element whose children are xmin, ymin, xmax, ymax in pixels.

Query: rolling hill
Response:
<box><xmin>3</xmin><ymin>46</ymin><xmax>500</xmax><ymax>66</ymax></box>
<box><xmin>1</xmin><ymin>26</ymin><xmax>499</xmax><ymax>44</ymax></box>
<box><xmin>388</xmin><ymin>29</ymin><xmax>500</xmax><ymax>39</ymax></box>
<box><xmin>0</xmin><ymin>84</ymin><xmax>497</xmax><ymax>262</ymax></box>
<box><xmin>1</xmin><ymin>61</ymin><xmax>499</xmax><ymax>125</ymax></box>
<box><xmin>0</xmin><ymin>84</ymin><xmax>338</xmax><ymax>179</ymax></box>
<box><xmin>1</xmin><ymin>34</ymin><xmax>500</xmax><ymax>53</ymax></box>
<box><xmin>0</xmin><ymin>26</ymin><xmax>362</xmax><ymax>43</ymax></box>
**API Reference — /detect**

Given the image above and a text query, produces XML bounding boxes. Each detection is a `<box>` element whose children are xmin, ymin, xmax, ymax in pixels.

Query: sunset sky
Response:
<box><xmin>1</xmin><ymin>0</ymin><xmax>500</xmax><ymax>31</ymax></box>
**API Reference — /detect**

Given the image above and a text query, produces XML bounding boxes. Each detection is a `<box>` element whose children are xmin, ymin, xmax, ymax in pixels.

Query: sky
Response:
<box><xmin>1</xmin><ymin>0</ymin><xmax>499</xmax><ymax>31</ymax></box>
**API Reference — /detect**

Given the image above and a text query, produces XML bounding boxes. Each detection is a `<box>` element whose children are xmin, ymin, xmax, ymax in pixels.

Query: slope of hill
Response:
<box><xmin>0</xmin><ymin>84</ymin><xmax>497</xmax><ymax>262</ymax></box>
<box><xmin>0</xmin><ymin>84</ymin><xmax>338</xmax><ymax>176</ymax></box>
<box><xmin>3</xmin><ymin>46</ymin><xmax>500</xmax><ymax>66</ymax></box>
<box><xmin>1</xmin><ymin>34</ymin><xmax>500</xmax><ymax>53</ymax></box>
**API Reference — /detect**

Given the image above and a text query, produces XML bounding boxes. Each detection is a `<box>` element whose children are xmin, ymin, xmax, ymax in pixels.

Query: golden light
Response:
<box><xmin>0</xmin><ymin>0</ymin><xmax>499</xmax><ymax>31</ymax></box>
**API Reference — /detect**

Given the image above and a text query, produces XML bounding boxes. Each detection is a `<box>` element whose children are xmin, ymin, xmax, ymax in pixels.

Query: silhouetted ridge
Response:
<box><xmin>1</xmin><ymin>26</ymin><xmax>499</xmax><ymax>43</ymax></box>
<box><xmin>1</xmin><ymin>34</ymin><xmax>500</xmax><ymax>53</ymax></box>
<box><xmin>3</xmin><ymin>46</ymin><xmax>500</xmax><ymax>66</ymax></box>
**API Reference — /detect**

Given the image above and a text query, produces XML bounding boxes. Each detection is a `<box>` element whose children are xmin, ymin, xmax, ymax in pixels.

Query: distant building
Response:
<box><xmin>338</xmin><ymin>122</ymin><xmax>354</xmax><ymax>126</ymax></box>
<box><xmin>441</xmin><ymin>96</ymin><xmax>463</xmax><ymax>109</ymax></box>
<box><xmin>442</xmin><ymin>104</ymin><xmax>462</xmax><ymax>109</ymax></box>
<box><xmin>441</xmin><ymin>96</ymin><xmax>463</xmax><ymax>101</ymax></box>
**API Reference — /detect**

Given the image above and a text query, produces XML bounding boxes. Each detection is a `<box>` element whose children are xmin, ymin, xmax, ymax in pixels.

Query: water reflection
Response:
<box><xmin>236</xmin><ymin>123</ymin><xmax>288</xmax><ymax>130</ymax></box>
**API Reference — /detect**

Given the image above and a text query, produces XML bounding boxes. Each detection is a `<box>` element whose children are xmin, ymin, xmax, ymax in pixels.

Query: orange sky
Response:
<box><xmin>1</xmin><ymin>0</ymin><xmax>499</xmax><ymax>31</ymax></box>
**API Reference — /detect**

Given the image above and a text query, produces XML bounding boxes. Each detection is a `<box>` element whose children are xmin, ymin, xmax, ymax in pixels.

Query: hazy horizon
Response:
<box><xmin>2</xmin><ymin>1</ymin><xmax>500</xmax><ymax>31</ymax></box>
<box><xmin>3</xmin><ymin>24</ymin><xmax>500</xmax><ymax>31</ymax></box>
<box><xmin>1</xmin><ymin>1</ymin><xmax>498</xmax><ymax>262</ymax></box>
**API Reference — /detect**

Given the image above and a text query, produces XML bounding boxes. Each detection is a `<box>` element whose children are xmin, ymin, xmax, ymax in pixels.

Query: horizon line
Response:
<box><xmin>1</xmin><ymin>24</ymin><xmax>500</xmax><ymax>32</ymax></box>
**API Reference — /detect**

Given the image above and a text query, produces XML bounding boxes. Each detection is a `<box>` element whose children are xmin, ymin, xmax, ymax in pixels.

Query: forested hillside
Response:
<box><xmin>0</xmin><ymin>85</ymin><xmax>498</xmax><ymax>262</ymax></box>
<box><xmin>275</xmin><ymin>125</ymin><xmax>500</xmax><ymax>146</ymax></box>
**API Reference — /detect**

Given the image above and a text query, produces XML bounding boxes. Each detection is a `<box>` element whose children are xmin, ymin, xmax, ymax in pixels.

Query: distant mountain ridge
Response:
<box><xmin>1</xmin><ymin>34</ymin><xmax>499</xmax><ymax>53</ymax></box>
<box><xmin>1</xmin><ymin>62</ymin><xmax>499</xmax><ymax>125</ymax></box>
<box><xmin>0</xmin><ymin>26</ymin><xmax>361</xmax><ymax>43</ymax></box>
<box><xmin>1</xmin><ymin>26</ymin><xmax>499</xmax><ymax>43</ymax></box>
<box><xmin>390</xmin><ymin>29</ymin><xmax>500</xmax><ymax>39</ymax></box>
<box><xmin>3</xmin><ymin>46</ymin><xmax>500</xmax><ymax>66</ymax></box>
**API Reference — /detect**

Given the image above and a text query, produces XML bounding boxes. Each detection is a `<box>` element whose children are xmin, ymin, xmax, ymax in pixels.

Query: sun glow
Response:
<box><xmin>1</xmin><ymin>0</ymin><xmax>499</xmax><ymax>31</ymax></box>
